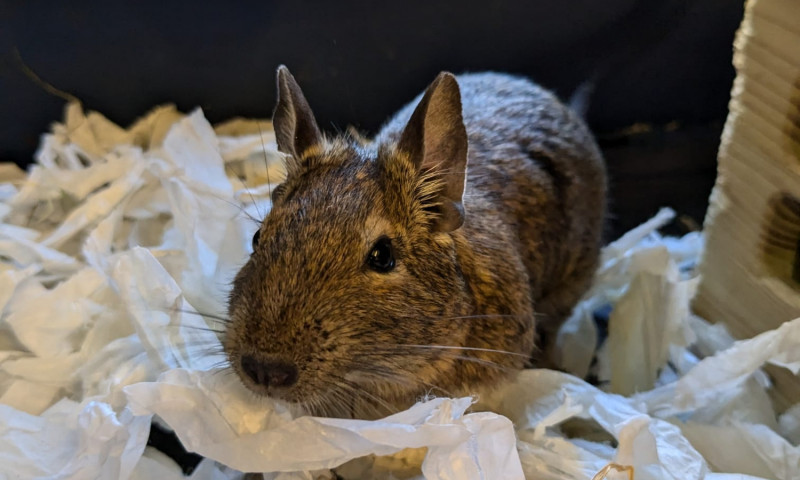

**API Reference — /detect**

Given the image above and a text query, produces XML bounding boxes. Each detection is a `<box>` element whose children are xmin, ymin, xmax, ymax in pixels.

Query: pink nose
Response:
<box><xmin>240</xmin><ymin>356</ymin><xmax>298</xmax><ymax>388</ymax></box>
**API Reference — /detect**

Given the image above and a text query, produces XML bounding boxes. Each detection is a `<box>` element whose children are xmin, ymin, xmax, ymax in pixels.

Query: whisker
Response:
<box><xmin>363</xmin><ymin>367</ymin><xmax>454</xmax><ymax>399</ymax></box>
<box><xmin>351</xmin><ymin>344</ymin><xmax>518</xmax><ymax>382</ymax></box>
<box><xmin>232</xmin><ymin>174</ymin><xmax>263</xmax><ymax>222</ymax></box>
<box><xmin>167</xmin><ymin>307</ymin><xmax>231</xmax><ymax>325</ymax></box>
<box><xmin>441</xmin><ymin>312</ymin><xmax>545</xmax><ymax>320</ymax></box>
<box><xmin>405</xmin><ymin>376</ymin><xmax>454</xmax><ymax>398</ymax></box>
<box><xmin>440</xmin><ymin>354</ymin><xmax>514</xmax><ymax>372</ymax></box>
<box><xmin>393</xmin><ymin>344</ymin><xmax>530</xmax><ymax>359</ymax></box>
<box><xmin>330</xmin><ymin>382</ymin><xmax>364</xmax><ymax>418</ymax></box>
<box><xmin>346</xmin><ymin>382</ymin><xmax>395</xmax><ymax>416</ymax></box>
<box><xmin>257</xmin><ymin>121</ymin><xmax>273</xmax><ymax>203</ymax></box>
<box><xmin>150</xmin><ymin>335</ymin><xmax>225</xmax><ymax>348</ymax></box>
<box><xmin>208</xmin><ymin>190</ymin><xmax>262</xmax><ymax>226</ymax></box>
<box><xmin>168</xmin><ymin>324</ymin><xmax>226</xmax><ymax>335</ymax></box>
<box><xmin>313</xmin><ymin>378</ymin><xmax>356</xmax><ymax>417</ymax></box>
<box><xmin>210</xmin><ymin>366</ymin><xmax>237</xmax><ymax>379</ymax></box>
<box><xmin>326</xmin><ymin>312</ymin><xmax>535</xmax><ymax>343</ymax></box>
<box><xmin>311</xmin><ymin>377</ymin><xmax>372</xmax><ymax>418</ymax></box>
<box><xmin>207</xmin><ymin>359</ymin><xmax>232</xmax><ymax>370</ymax></box>
<box><xmin>326</xmin><ymin>376</ymin><xmax>395</xmax><ymax>418</ymax></box>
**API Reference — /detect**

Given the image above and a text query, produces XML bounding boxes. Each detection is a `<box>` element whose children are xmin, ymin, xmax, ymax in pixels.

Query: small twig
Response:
<box><xmin>592</xmin><ymin>463</ymin><xmax>634</xmax><ymax>480</ymax></box>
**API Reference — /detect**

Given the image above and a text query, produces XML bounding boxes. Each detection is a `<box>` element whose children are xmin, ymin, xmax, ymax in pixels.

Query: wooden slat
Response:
<box><xmin>693</xmin><ymin>0</ymin><xmax>800</xmax><ymax>412</ymax></box>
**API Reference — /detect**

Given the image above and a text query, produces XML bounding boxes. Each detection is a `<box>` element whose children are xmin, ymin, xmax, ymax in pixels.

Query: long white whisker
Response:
<box><xmin>393</xmin><ymin>344</ymin><xmax>529</xmax><ymax>358</ymax></box>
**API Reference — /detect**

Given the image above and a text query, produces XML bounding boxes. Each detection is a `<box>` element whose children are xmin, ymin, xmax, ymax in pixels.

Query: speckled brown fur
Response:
<box><xmin>224</xmin><ymin>67</ymin><xmax>606</xmax><ymax>419</ymax></box>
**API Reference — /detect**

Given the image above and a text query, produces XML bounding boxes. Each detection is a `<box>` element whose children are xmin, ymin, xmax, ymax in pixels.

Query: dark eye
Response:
<box><xmin>252</xmin><ymin>229</ymin><xmax>261</xmax><ymax>250</ymax></box>
<box><xmin>367</xmin><ymin>236</ymin><xmax>395</xmax><ymax>273</ymax></box>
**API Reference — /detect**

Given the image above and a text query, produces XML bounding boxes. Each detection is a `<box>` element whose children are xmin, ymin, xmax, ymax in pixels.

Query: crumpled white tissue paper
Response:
<box><xmin>1</xmin><ymin>102</ymin><xmax>798</xmax><ymax>479</ymax></box>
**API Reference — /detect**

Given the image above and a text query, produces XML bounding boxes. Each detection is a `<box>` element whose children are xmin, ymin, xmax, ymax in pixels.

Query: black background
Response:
<box><xmin>0</xmin><ymin>0</ymin><xmax>744</xmax><ymax>237</ymax></box>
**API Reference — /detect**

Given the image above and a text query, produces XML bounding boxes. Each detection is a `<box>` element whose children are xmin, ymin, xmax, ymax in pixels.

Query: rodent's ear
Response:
<box><xmin>273</xmin><ymin>66</ymin><xmax>324</xmax><ymax>172</ymax></box>
<box><xmin>398</xmin><ymin>72</ymin><xmax>468</xmax><ymax>233</ymax></box>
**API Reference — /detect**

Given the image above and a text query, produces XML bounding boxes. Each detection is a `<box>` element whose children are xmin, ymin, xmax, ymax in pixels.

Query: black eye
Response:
<box><xmin>252</xmin><ymin>229</ymin><xmax>261</xmax><ymax>250</ymax></box>
<box><xmin>367</xmin><ymin>236</ymin><xmax>395</xmax><ymax>273</ymax></box>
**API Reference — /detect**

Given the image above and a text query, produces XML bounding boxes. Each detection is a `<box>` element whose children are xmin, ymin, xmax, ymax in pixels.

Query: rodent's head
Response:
<box><xmin>224</xmin><ymin>66</ymin><xmax>473</xmax><ymax>417</ymax></box>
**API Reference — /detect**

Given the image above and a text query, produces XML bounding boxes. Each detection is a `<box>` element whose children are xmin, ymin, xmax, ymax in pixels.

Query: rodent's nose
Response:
<box><xmin>240</xmin><ymin>355</ymin><xmax>298</xmax><ymax>388</ymax></box>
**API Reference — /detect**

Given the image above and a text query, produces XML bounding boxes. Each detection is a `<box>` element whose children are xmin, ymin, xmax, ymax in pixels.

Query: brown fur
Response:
<box><xmin>224</xmin><ymin>67</ymin><xmax>606</xmax><ymax>419</ymax></box>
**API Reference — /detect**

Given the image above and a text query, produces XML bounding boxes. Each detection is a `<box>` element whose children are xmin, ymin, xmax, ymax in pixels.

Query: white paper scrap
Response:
<box><xmin>0</xmin><ymin>397</ymin><xmax>151</xmax><ymax>479</ymax></box>
<box><xmin>124</xmin><ymin>368</ymin><xmax>524</xmax><ymax>479</ymax></box>
<box><xmin>1</xmin><ymin>102</ymin><xmax>798</xmax><ymax>480</ymax></box>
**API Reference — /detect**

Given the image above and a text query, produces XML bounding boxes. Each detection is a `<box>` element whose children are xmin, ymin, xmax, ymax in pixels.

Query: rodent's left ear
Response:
<box><xmin>398</xmin><ymin>72</ymin><xmax>468</xmax><ymax>233</ymax></box>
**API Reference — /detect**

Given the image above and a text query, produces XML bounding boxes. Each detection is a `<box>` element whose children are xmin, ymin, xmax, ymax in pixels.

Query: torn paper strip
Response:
<box><xmin>1</xmin><ymin>100</ymin><xmax>798</xmax><ymax>480</ymax></box>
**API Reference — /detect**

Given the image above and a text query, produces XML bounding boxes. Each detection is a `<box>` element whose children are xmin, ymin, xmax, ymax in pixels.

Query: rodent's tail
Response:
<box><xmin>565</xmin><ymin>0</ymin><xmax>693</xmax><ymax>119</ymax></box>
<box><xmin>567</xmin><ymin>74</ymin><xmax>599</xmax><ymax>119</ymax></box>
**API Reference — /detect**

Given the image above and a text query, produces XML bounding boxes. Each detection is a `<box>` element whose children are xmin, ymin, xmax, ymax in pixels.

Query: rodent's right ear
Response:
<box><xmin>273</xmin><ymin>66</ymin><xmax>324</xmax><ymax>173</ymax></box>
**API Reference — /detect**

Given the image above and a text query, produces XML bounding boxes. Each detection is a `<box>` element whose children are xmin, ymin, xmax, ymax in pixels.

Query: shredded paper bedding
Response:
<box><xmin>0</xmin><ymin>103</ymin><xmax>798</xmax><ymax>479</ymax></box>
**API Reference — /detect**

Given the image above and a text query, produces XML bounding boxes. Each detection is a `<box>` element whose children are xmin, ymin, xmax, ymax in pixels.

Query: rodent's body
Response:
<box><xmin>378</xmin><ymin>73</ymin><xmax>606</xmax><ymax>360</ymax></box>
<box><xmin>225</xmin><ymin>69</ymin><xmax>606</xmax><ymax>418</ymax></box>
